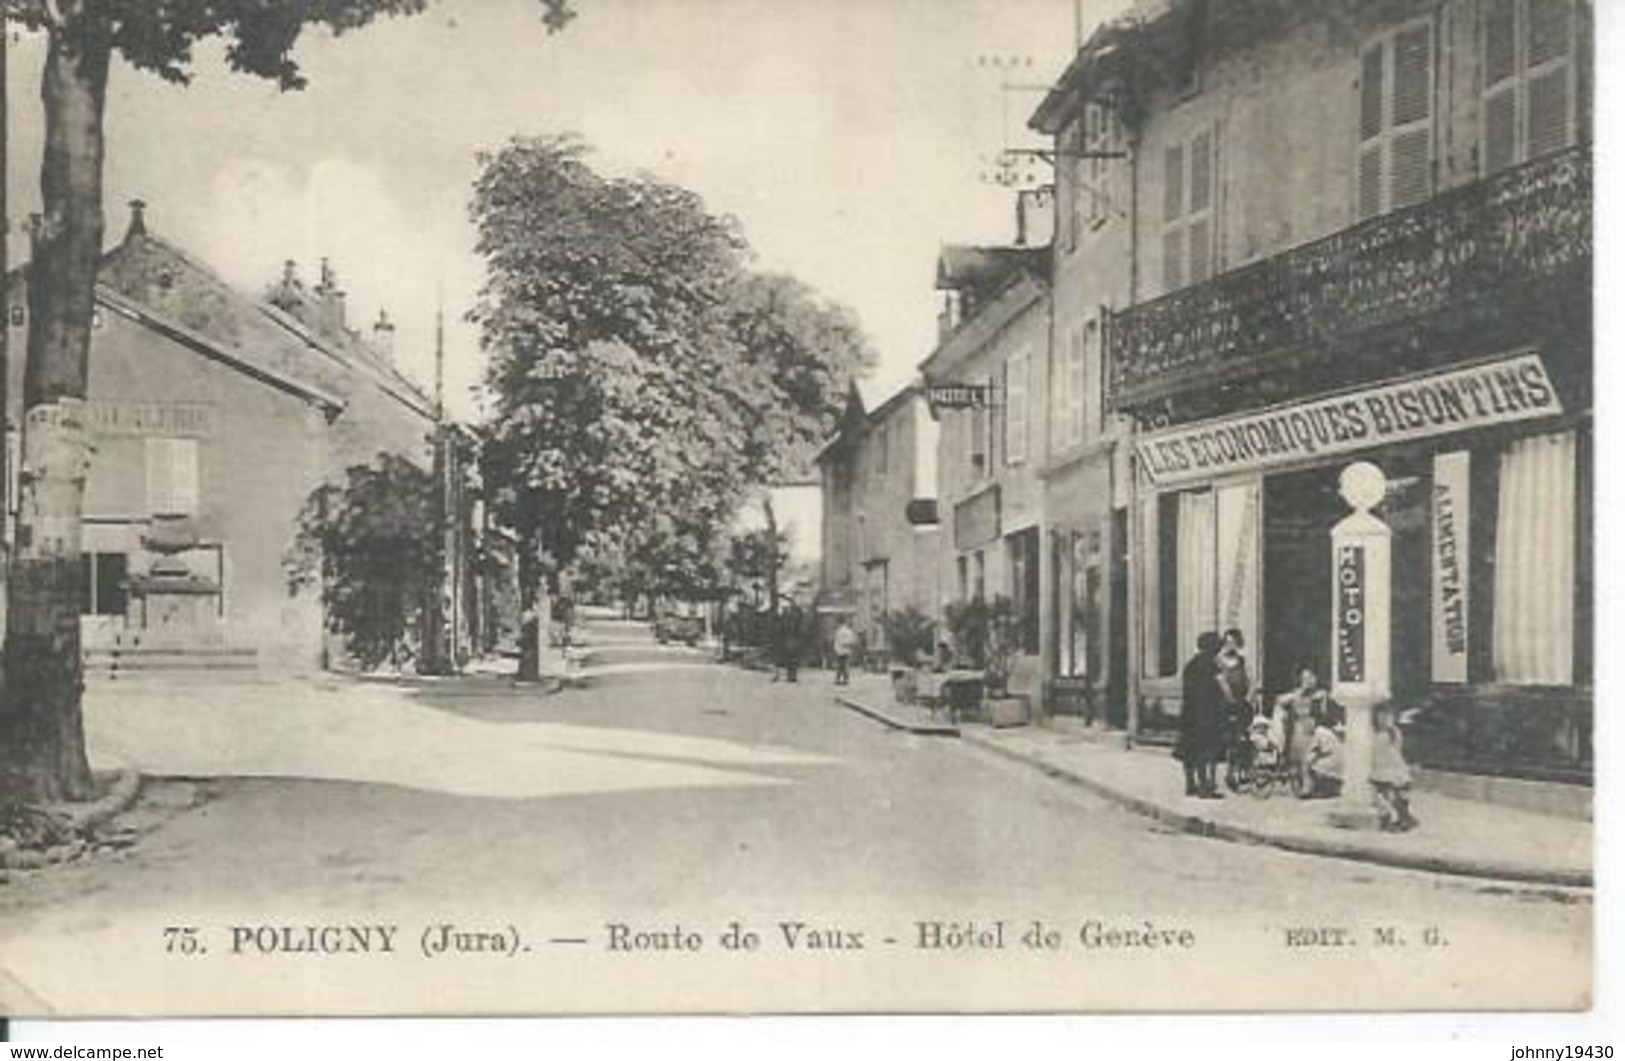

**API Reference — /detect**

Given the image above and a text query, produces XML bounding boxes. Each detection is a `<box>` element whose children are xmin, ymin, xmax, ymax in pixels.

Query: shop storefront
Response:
<box><xmin>1129</xmin><ymin>352</ymin><xmax>1590</xmax><ymax>781</ymax></box>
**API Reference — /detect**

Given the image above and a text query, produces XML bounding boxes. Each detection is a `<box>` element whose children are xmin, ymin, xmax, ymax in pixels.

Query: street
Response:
<box><xmin>0</xmin><ymin>616</ymin><xmax>1589</xmax><ymax>1015</ymax></box>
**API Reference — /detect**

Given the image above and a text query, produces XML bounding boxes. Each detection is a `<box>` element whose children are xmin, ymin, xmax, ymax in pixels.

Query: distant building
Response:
<box><xmin>4</xmin><ymin>202</ymin><xmax>444</xmax><ymax>673</ymax></box>
<box><xmin>921</xmin><ymin>241</ymin><xmax>1050</xmax><ymax>678</ymax></box>
<box><xmin>815</xmin><ymin>383</ymin><xmax>940</xmax><ymax>655</ymax></box>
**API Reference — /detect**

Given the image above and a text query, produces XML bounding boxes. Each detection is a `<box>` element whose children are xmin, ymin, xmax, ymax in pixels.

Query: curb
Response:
<box><xmin>835</xmin><ymin>695</ymin><xmax>960</xmax><ymax>737</ymax></box>
<box><xmin>958</xmin><ymin>729</ymin><xmax>1591</xmax><ymax>890</ymax></box>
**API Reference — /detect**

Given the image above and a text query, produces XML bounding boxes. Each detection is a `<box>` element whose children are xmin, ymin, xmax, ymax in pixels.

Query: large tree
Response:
<box><xmin>722</xmin><ymin>272</ymin><xmax>875</xmax><ymax>613</ymax></box>
<box><xmin>0</xmin><ymin>0</ymin><xmax>579</xmax><ymax>802</ymax></box>
<box><xmin>471</xmin><ymin>136</ymin><xmax>758</xmax><ymax>680</ymax></box>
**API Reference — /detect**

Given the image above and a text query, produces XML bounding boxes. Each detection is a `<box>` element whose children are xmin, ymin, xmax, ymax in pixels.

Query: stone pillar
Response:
<box><xmin>1328</xmin><ymin>461</ymin><xmax>1390</xmax><ymax>830</ymax></box>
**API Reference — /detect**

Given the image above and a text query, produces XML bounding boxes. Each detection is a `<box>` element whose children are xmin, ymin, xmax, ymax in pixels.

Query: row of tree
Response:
<box><xmin>469</xmin><ymin>136</ymin><xmax>873</xmax><ymax>679</ymax></box>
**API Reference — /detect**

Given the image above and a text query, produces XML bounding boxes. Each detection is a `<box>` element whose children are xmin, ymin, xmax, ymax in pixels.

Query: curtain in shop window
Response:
<box><xmin>1177</xmin><ymin>490</ymin><xmax>1217</xmax><ymax>665</ymax></box>
<box><xmin>1493</xmin><ymin>431</ymin><xmax>1576</xmax><ymax>685</ymax></box>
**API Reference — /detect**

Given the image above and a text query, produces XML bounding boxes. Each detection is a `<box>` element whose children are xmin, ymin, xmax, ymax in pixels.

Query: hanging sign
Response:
<box><xmin>924</xmin><ymin>382</ymin><xmax>996</xmax><ymax>411</ymax></box>
<box><xmin>1430</xmin><ymin>451</ymin><xmax>1471</xmax><ymax>683</ymax></box>
<box><xmin>1136</xmin><ymin>353</ymin><xmax>1561</xmax><ymax>487</ymax></box>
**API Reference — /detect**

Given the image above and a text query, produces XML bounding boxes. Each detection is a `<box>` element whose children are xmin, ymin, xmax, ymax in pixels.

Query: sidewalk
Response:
<box><xmin>834</xmin><ymin>673</ymin><xmax>1591</xmax><ymax>889</ymax></box>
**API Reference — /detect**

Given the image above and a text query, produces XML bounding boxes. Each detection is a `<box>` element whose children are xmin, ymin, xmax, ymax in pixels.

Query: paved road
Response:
<box><xmin>0</xmin><ymin>620</ymin><xmax>1590</xmax><ymax>1015</ymax></box>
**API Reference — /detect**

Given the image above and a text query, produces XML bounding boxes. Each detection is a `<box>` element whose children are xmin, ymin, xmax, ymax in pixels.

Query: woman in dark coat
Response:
<box><xmin>1178</xmin><ymin>631</ymin><xmax>1225</xmax><ymax>798</ymax></box>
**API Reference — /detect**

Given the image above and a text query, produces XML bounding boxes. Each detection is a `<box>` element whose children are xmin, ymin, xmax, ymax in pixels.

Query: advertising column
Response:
<box><xmin>1329</xmin><ymin>462</ymin><xmax>1390</xmax><ymax>830</ymax></box>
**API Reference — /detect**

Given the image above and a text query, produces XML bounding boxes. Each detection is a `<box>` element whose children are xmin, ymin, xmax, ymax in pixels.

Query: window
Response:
<box><xmin>871</xmin><ymin>421</ymin><xmax>889</xmax><ymax>480</ymax></box>
<box><xmin>1143</xmin><ymin>487</ymin><xmax>1219</xmax><ymax>678</ymax></box>
<box><xmin>1055</xmin><ymin>328</ymin><xmax>1085</xmax><ymax>451</ymax></box>
<box><xmin>1483</xmin><ymin>0</ymin><xmax>1575</xmax><ymax>175</ymax></box>
<box><xmin>145</xmin><ymin>437</ymin><xmax>199</xmax><ymax>517</ymax></box>
<box><xmin>1005</xmin><ymin>350</ymin><xmax>1029</xmax><ymax>465</ymax></box>
<box><xmin>80</xmin><ymin>552</ymin><xmax>129</xmax><ymax>617</ymax></box>
<box><xmin>1161</xmin><ymin>125</ymin><xmax>1217</xmax><ymax>293</ymax></box>
<box><xmin>1083</xmin><ymin>102</ymin><xmax>1112</xmax><ymax>229</ymax></box>
<box><xmin>1358</xmin><ymin>20</ymin><xmax>1436</xmax><ymax>221</ymax></box>
<box><xmin>968</xmin><ymin>375</ymin><xmax>992</xmax><ymax>479</ymax></box>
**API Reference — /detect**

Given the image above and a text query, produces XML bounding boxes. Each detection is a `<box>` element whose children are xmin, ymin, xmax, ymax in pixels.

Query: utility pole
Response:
<box><xmin>422</xmin><ymin>303</ymin><xmax>452</xmax><ymax>675</ymax></box>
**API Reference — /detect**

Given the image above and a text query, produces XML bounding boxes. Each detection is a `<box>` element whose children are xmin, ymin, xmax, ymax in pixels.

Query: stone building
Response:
<box><xmin>815</xmin><ymin>383</ymin><xmax>940</xmax><ymax>655</ymax></box>
<box><xmin>1035</xmin><ymin>0</ymin><xmax>1591</xmax><ymax>789</ymax></box>
<box><xmin>921</xmin><ymin>242</ymin><xmax>1050</xmax><ymax>677</ymax></box>
<box><xmin>4</xmin><ymin>203</ymin><xmax>443</xmax><ymax>674</ymax></box>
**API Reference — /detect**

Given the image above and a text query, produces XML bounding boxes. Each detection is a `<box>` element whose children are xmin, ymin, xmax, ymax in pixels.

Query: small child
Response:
<box><xmin>1371</xmin><ymin>701</ymin><xmax>1419</xmax><ymax>832</ymax></box>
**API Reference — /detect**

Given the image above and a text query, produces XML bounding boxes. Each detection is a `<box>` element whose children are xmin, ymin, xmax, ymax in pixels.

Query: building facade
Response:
<box><xmin>5</xmin><ymin>204</ymin><xmax>443</xmax><ymax>673</ymax></box>
<box><xmin>1039</xmin><ymin>0</ymin><xmax>1590</xmax><ymax>782</ymax></box>
<box><xmin>922</xmin><ymin>245</ymin><xmax>1050</xmax><ymax>677</ymax></box>
<box><xmin>816</xmin><ymin>384</ymin><xmax>940</xmax><ymax>652</ymax></box>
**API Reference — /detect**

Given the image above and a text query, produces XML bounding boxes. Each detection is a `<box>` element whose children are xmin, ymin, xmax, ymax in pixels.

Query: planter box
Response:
<box><xmin>985</xmin><ymin>695</ymin><xmax>1030</xmax><ymax>729</ymax></box>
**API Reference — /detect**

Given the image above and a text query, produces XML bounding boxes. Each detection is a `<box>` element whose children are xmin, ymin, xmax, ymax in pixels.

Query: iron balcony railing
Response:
<box><xmin>1107</xmin><ymin>145</ymin><xmax>1591</xmax><ymax>408</ymax></box>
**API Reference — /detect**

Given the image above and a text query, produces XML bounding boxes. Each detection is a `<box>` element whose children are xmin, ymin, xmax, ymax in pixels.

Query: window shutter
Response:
<box><xmin>1525</xmin><ymin>64</ymin><xmax>1571</xmax><ymax>158</ymax></box>
<box><xmin>1392</xmin><ymin>25</ymin><xmax>1432</xmax><ymax>127</ymax></box>
<box><xmin>1485</xmin><ymin>0</ymin><xmax>1517</xmax><ymax>84</ymax></box>
<box><xmin>1357</xmin><ymin>41</ymin><xmax>1387</xmax><ymax>221</ymax></box>
<box><xmin>1527</xmin><ymin>0</ymin><xmax>1571</xmax><ymax>67</ymax></box>
<box><xmin>1163</xmin><ymin>143</ymin><xmax>1185</xmax><ymax>223</ymax></box>
<box><xmin>1484</xmin><ymin>86</ymin><xmax>1519</xmax><ymax>173</ymax></box>
<box><xmin>1162</xmin><ymin>228</ymin><xmax>1185</xmax><ymax>292</ymax></box>
<box><xmin>1187</xmin><ymin>217</ymin><xmax>1212</xmax><ymax>283</ymax></box>
<box><xmin>1188</xmin><ymin>130</ymin><xmax>1213</xmax><ymax>212</ymax></box>
<box><xmin>1360</xmin><ymin>42</ymin><xmax>1386</xmax><ymax>140</ymax></box>
<box><xmin>1389</xmin><ymin>129</ymin><xmax>1433</xmax><ymax>210</ymax></box>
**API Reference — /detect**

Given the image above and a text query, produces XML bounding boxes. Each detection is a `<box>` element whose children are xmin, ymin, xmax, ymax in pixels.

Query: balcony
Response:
<box><xmin>1107</xmin><ymin>146</ymin><xmax>1591</xmax><ymax>413</ymax></box>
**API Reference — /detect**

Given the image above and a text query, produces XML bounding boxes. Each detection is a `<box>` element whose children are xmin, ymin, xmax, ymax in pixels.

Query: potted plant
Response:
<box><xmin>981</xmin><ymin>596</ymin><xmax>1030</xmax><ymax>728</ymax></box>
<box><xmin>880</xmin><ymin>607</ymin><xmax>935</xmax><ymax>704</ymax></box>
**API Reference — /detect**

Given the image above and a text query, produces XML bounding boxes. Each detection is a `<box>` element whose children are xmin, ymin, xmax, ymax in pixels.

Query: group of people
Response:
<box><xmin>1176</xmin><ymin>629</ymin><xmax>1417</xmax><ymax>831</ymax></box>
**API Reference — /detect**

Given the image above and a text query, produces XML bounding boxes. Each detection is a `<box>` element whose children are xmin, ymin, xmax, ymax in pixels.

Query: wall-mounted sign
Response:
<box><xmin>925</xmin><ymin>382</ymin><xmax>996</xmax><ymax>411</ymax></box>
<box><xmin>953</xmin><ymin>485</ymin><xmax>1001</xmax><ymax>551</ymax></box>
<box><xmin>1335</xmin><ymin>543</ymin><xmax>1366</xmax><ymax>684</ymax></box>
<box><xmin>1136</xmin><ymin>353</ymin><xmax>1561</xmax><ymax>488</ymax></box>
<box><xmin>86</xmin><ymin>401</ymin><xmax>215</xmax><ymax>438</ymax></box>
<box><xmin>1430</xmin><ymin>451</ymin><xmax>1471</xmax><ymax>683</ymax></box>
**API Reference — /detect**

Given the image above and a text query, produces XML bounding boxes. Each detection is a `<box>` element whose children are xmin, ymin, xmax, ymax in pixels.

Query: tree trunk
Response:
<box><xmin>516</xmin><ymin>534</ymin><xmax>541</xmax><ymax>682</ymax></box>
<box><xmin>0</xmin><ymin>23</ymin><xmax>112</xmax><ymax>803</ymax></box>
<box><xmin>763</xmin><ymin>491</ymin><xmax>780</xmax><ymax>618</ymax></box>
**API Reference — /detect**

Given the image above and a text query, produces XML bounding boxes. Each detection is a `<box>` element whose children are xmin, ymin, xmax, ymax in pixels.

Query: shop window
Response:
<box><xmin>145</xmin><ymin>437</ymin><xmax>199</xmax><ymax>517</ymax></box>
<box><xmin>1491</xmin><ymin>431</ymin><xmax>1576</xmax><ymax>684</ymax></box>
<box><xmin>1483</xmin><ymin>0</ymin><xmax>1575</xmax><ymax>175</ymax></box>
<box><xmin>79</xmin><ymin>552</ymin><xmax>129</xmax><ymax>617</ymax></box>
<box><xmin>1357</xmin><ymin>19</ymin><xmax>1436</xmax><ymax>221</ymax></box>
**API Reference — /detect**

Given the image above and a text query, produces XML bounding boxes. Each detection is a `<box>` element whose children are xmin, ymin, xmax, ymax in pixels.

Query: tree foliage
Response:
<box><xmin>287</xmin><ymin>454</ymin><xmax>438</xmax><ymax>671</ymax></box>
<box><xmin>470</xmin><ymin>136</ymin><xmax>875</xmax><ymax>644</ymax></box>
<box><xmin>4</xmin><ymin>0</ymin><xmax>577</xmax><ymax>90</ymax></box>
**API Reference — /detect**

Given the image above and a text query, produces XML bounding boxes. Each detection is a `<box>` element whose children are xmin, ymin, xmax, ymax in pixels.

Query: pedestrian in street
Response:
<box><xmin>777</xmin><ymin>604</ymin><xmax>803</xmax><ymax>683</ymax></box>
<box><xmin>1371</xmin><ymin>700</ymin><xmax>1419</xmax><ymax>831</ymax></box>
<box><xmin>832</xmin><ymin>618</ymin><xmax>859</xmax><ymax>686</ymax></box>
<box><xmin>1217</xmin><ymin>627</ymin><xmax>1253</xmax><ymax>790</ymax></box>
<box><xmin>1306</xmin><ymin>716</ymin><xmax>1345</xmax><ymax>799</ymax></box>
<box><xmin>1275</xmin><ymin>665</ymin><xmax>1328</xmax><ymax>797</ymax></box>
<box><xmin>1177</xmin><ymin>631</ymin><xmax>1225</xmax><ymax>799</ymax></box>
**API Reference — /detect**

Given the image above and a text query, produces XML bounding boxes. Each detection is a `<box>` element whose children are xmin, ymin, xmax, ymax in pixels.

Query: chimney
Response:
<box><xmin>372</xmin><ymin>308</ymin><xmax>395</xmax><ymax>363</ymax></box>
<box><xmin>314</xmin><ymin>257</ymin><xmax>347</xmax><ymax>335</ymax></box>
<box><xmin>126</xmin><ymin>198</ymin><xmax>148</xmax><ymax>241</ymax></box>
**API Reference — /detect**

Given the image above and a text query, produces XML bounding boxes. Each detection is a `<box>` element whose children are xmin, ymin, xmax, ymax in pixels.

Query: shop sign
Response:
<box><xmin>1430</xmin><ymin>451</ymin><xmax>1471</xmax><ymax>683</ymax></box>
<box><xmin>1335</xmin><ymin>544</ymin><xmax>1365</xmax><ymax>684</ymax></box>
<box><xmin>86</xmin><ymin>401</ymin><xmax>215</xmax><ymax>438</ymax></box>
<box><xmin>1136</xmin><ymin>354</ymin><xmax>1561</xmax><ymax>488</ymax></box>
